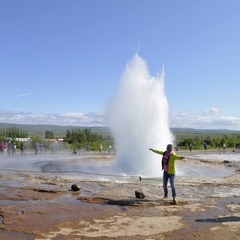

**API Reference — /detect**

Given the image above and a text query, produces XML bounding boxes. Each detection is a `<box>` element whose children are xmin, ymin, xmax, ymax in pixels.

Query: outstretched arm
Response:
<box><xmin>173</xmin><ymin>154</ymin><xmax>185</xmax><ymax>160</ymax></box>
<box><xmin>149</xmin><ymin>148</ymin><xmax>164</xmax><ymax>155</ymax></box>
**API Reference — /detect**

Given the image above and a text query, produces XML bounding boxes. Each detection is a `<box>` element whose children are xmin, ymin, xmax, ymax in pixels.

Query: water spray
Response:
<box><xmin>107</xmin><ymin>54</ymin><xmax>174</xmax><ymax>176</ymax></box>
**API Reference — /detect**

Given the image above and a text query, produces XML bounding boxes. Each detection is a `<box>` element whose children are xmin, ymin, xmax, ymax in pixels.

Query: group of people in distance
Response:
<box><xmin>0</xmin><ymin>141</ymin><xmax>25</xmax><ymax>155</ymax></box>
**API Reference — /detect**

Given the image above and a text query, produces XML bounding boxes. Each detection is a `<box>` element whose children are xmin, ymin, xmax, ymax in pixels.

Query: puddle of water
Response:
<box><xmin>216</xmin><ymin>197</ymin><xmax>240</xmax><ymax>208</ymax></box>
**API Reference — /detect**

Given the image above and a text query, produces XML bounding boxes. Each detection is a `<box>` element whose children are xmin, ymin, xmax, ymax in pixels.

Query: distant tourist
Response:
<box><xmin>86</xmin><ymin>143</ymin><xmax>89</xmax><ymax>152</ymax></box>
<box><xmin>51</xmin><ymin>142</ymin><xmax>55</xmax><ymax>154</ymax></box>
<box><xmin>189</xmin><ymin>143</ymin><xmax>193</xmax><ymax>151</ymax></box>
<box><xmin>203</xmin><ymin>142</ymin><xmax>207</xmax><ymax>150</ymax></box>
<box><xmin>223</xmin><ymin>143</ymin><xmax>226</xmax><ymax>150</ymax></box>
<box><xmin>3</xmin><ymin>142</ymin><xmax>7</xmax><ymax>154</ymax></box>
<box><xmin>7</xmin><ymin>141</ymin><xmax>12</xmax><ymax>155</ymax></box>
<box><xmin>77</xmin><ymin>145</ymin><xmax>81</xmax><ymax>153</ymax></box>
<box><xmin>12</xmin><ymin>142</ymin><xmax>16</xmax><ymax>154</ymax></box>
<box><xmin>51</xmin><ymin>141</ymin><xmax>58</xmax><ymax>154</ymax></box>
<box><xmin>0</xmin><ymin>141</ymin><xmax>3</xmax><ymax>153</ymax></box>
<box><xmin>35</xmin><ymin>143</ymin><xmax>39</xmax><ymax>154</ymax></box>
<box><xmin>20</xmin><ymin>142</ymin><xmax>25</xmax><ymax>155</ymax></box>
<box><xmin>44</xmin><ymin>144</ymin><xmax>47</xmax><ymax>153</ymax></box>
<box><xmin>72</xmin><ymin>148</ymin><xmax>77</xmax><ymax>154</ymax></box>
<box><xmin>108</xmin><ymin>145</ymin><xmax>112</xmax><ymax>155</ymax></box>
<box><xmin>54</xmin><ymin>141</ymin><xmax>58</xmax><ymax>153</ymax></box>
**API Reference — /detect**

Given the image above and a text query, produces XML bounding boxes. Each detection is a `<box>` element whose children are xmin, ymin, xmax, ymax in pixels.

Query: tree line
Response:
<box><xmin>1</xmin><ymin>126</ymin><xmax>240</xmax><ymax>151</ymax></box>
<box><xmin>177</xmin><ymin>134</ymin><xmax>240</xmax><ymax>150</ymax></box>
<box><xmin>63</xmin><ymin>128</ymin><xmax>113</xmax><ymax>151</ymax></box>
<box><xmin>0</xmin><ymin>126</ymin><xmax>112</xmax><ymax>152</ymax></box>
<box><xmin>0</xmin><ymin>126</ymin><xmax>28</xmax><ymax>139</ymax></box>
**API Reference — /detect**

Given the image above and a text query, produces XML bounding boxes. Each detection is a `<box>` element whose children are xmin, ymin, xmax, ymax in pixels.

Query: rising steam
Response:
<box><xmin>107</xmin><ymin>54</ymin><xmax>174</xmax><ymax>177</ymax></box>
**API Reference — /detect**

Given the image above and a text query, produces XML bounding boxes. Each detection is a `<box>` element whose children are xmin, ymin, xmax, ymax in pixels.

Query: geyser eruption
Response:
<box><xmin>107</xmin><ymin>54</ymin><xmax>174</xmax><ymax>177</ymax></box>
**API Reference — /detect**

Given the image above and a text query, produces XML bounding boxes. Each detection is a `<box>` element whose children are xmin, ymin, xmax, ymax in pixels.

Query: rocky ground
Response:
<box><xmin>0</xmin><ymin>150</ymin><xmax>239</xmax><ymax>240</ymax></box>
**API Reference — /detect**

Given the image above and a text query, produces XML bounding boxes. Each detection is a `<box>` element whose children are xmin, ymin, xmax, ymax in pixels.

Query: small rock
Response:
<box><xmin>71</xmin><ymin>184</ymin><xmax>81</xmax><ymax>191</ymax></box>
<box><xmin>223</xmin><ymin>160</ymin><xmax>231</xmax><ymax>163</ymax></box>
<box><xmin>135</xmin><ymin>190</ymin><xmax>145</xmax><ymax>198</ymax></box>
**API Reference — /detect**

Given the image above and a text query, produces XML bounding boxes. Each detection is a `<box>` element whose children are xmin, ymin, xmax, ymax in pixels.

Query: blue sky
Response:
<box><xmin>0</xmin><ymin>0</ymin><xmax>240</xmax><ymax>130</ymax></box>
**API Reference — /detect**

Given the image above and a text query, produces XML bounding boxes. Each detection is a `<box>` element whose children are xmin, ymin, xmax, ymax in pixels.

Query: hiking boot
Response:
<box><xmin>173</xmin><ymin>197</ymin><xmax>178</xmax><ymax>204</ymax></box>
<box><xmin>161</xmin><ymin>196</ymin><xmax>168</xmax><ymax>201</ymax></box>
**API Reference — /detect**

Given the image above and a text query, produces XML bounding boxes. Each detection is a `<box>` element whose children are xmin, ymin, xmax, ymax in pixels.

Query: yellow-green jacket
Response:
<box><xmin>151</xmin><ymin>149</ymin><xmax>183</xmax><ymax>174</ymax></box>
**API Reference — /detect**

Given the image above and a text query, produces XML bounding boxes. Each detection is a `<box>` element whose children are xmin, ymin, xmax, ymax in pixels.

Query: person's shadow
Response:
<box><xmin>196</xmin><ymin>216</ymin><xmax>240</xmax><ymax>223</ymax></box>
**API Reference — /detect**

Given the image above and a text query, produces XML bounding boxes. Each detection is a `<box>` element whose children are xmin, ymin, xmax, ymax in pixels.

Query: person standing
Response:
<box><xmin>108</xmin><ymin>145</ymin><xmax>112</xmax><ymax>155</ymax></box>
<box><xmin>189</xmin><ymin>143</ymin><xmax>193</xmax><ymax>151</ymax></box>
<box><xmin>35</xmin><ymin>142</ymin><xmax>39</xmax><ymax>154</ymax></box>
<box><xmin>203</xmin><ymin>142</ymin><xmax>208</xmax><ymax>150</ymax></box>
<box><xmin>149</xmin><ymin>144</ymin><xmax>185</xmax><ymax>204</ymax></box>
<box><xmin>12</xmin><ymin>142</ymin><xmax>16</xmax><ymax>154</ymax></box>
<box><xmin>86</xmin><ymin>143</ymin><xmax>89</xmax><ymax>152</ymax></box>
<box><xmin>223</xmin><ymin>143</ymin><xmax>226</xmax><ymax>150</ymax></box>
<box><xmin>20</xmin><ymin>142</ymin><xmax>25</xmax><ymax>155</ymax></box>
<box><xmin>7</xmin><ymin>141</ymin><xmax>12</xmax><ymax>156</ymax></box>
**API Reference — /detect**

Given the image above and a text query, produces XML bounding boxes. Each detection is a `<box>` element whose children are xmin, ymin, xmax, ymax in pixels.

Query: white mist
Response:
<box><xmin>107</xmin><ymin>54</ymin><xmax>174</xmax><ymax>177</ymax></box>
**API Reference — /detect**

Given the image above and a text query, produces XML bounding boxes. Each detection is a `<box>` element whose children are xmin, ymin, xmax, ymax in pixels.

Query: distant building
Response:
<box><xmin>45</xmin><ymin>138</ymin><xmax>63</xmax><ymax>142</ymax></box>
<box><xmin>15</xmin><ymin>138</ymin><xmax>31</xmax><ymax>142</ymax></box>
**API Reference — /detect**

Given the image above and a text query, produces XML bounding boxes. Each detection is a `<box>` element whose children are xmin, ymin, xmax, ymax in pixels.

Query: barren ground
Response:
<box><xmin>0</xmin><ymin>149</ymin><xmax>239</xmax><ymax>240</ymax></box>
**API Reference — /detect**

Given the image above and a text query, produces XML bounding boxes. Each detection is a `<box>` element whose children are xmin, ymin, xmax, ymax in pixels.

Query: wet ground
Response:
<box><xmin>0</xmin><ymin>149</ymin><xmax>239</xmax><ymax>239</ymax></box>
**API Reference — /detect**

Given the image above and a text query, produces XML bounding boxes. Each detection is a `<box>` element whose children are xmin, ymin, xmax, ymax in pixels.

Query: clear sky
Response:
<box><xmin>0</xmin><ymin>0</ymin><xmax>240</xmax><ymax>130</ymax></box>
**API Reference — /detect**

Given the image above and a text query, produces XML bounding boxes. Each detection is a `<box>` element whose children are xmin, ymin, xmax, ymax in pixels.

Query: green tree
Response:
<box><xmin>45</xmin><ymin>130</ymin><xmax>54</xmax><ymax>139</ymax></box>
<box><xmin>31</xmin><ymin>136</ymin><xmax>43</xmax><ymax>148</ymax></box>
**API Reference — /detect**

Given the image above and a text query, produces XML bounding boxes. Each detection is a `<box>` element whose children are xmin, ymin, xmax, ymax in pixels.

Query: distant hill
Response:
<box><xmin>171</xmin><ymin>127</ymin><xmax>240</xmax><ymax>140</ymax></box>
<box><xmin>0</xmin><ymin>123</ymin><xmax>239</xmax><ymax>138</ymax></box>
<box><xmin>171</xmin><ymin>127</ymin><xmax>240</xmax><ymax>134</ymax></box>
<box><xmin>0</xmin><ymin>123</ymin><xmax>110</xmax><ymax>137</ymax></box>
